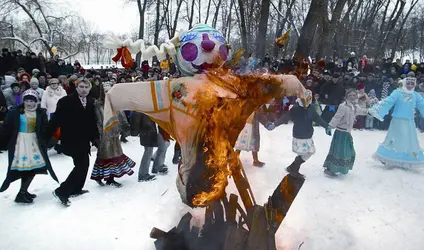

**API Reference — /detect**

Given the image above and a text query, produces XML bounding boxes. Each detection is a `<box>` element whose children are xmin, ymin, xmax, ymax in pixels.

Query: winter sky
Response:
<box><xmin>70</xmin><ymin>0</ymin><xmax>140</xmax><ymax>34</ymax></box>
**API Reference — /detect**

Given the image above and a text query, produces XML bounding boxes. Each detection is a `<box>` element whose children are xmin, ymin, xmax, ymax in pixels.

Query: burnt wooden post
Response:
<box><xmin>150</xmin><ymin>173</ymin><xmax>305</xmax><ymax>250</ymax></box>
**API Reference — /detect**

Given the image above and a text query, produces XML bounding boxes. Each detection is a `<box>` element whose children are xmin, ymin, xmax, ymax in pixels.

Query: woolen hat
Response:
<box><xmin>11</xmin><ymin>82</ymin><xmax>20</xmax><ymax>89</ymax></box>
<box><xmin>32</xmin><ymin>68</ymin><xmax>40</xmax><ymax>75</ymax></box>
<box><xmin>5</xmin><ymin>75</ymin><xmax>16</xmax><ymax>88</ymax></box>
<box><xmin>30</xmin><ymin>78</ymin><xmax>39</xmax><ymax>85</ymax></box>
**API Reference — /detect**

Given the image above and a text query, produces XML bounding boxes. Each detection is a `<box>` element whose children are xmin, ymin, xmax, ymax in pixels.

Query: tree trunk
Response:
<box><xmin>378</xmin><ymin>0</ymin><xmax>406</xmax><ymax>57</ymax></box>
<box><xmin>136</xmin><ymin>0</ymin><xmax>147</xmax><ymax>66</ymax></box>
<box><xmin>256</xmin><ymin>0</ymin><xmax>270</xmax><ymax>60</ymax></box>
<box><xmin>223</xmin><ymin>0</ymin><xmax>234</xmax><ymax>41</ymax></box>
<box><xmin>226</xmin><ymin>0</ymin><xmax>234</xmax><ymax>42</ymax></box>
<box><xmin>316</xmin><ymin>0</ymin><xmax>348</xmax><ymax>59</ymax></box>
<box><xmin>272</xmin><ymin>0</ymin><xmax>283</xmax><ymax>58</ymax></box>
<box><xmin>390</xmin><ymin>0</ymin><xmax>420</xmax><ymax>59</ymax></box>
<box><xmin>212</xmin><ymin>0</ymin><xmax>223</xmax><ymax>28</ymax></box>
<box><xmin>87</xmin><ymin>44</ymin><xmax>91</xmax><ymax>65</ymax></box>
<box><xmin>188</xmin><ymin>0</ymin><xmax>196</xmax><ymax>29</ymax></box>
<box><xmin>294</xmin><ymin>0</ymin><xmax>326</xmax><ymax>61</ymax></box>
<box><xmin>198</xmin><ymin>0</ymin><xmax>201</xmax><ymax>23</ymax></box>
<box><xmin>237</xmin><ymin>0</ymin><xmax>248</xmax><ymax>50</ymax></box>
<box><xmin>204</xmin><ymin>0</ymin><xmax>213</xmax><ymax>24</ymax></box>
<box><xmin>171</xmin><ymin>0</ymin><xmax>184</xmax><ymax>37</ymax></box>
<box><xmin>272</xmin><ymin>0</ymin><xmax>296</xmax><ymax>58</ymax></box>
<box><xmin>15</xmin><ymin>1</ymin><xmax>53</xmax><ymax>57</ymax></box>
<box><xmin>357</xmin><ymin>0</ymin><xmax>385</xmax><ymax>56</ymax></box>
<box><xmin>154</xmin><ymin>0</ymin><xmax>161</xmax><ymax>46</ymax></box>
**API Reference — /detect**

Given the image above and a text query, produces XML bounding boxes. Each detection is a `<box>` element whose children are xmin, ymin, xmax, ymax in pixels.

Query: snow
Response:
<box><xmin>1</xmin><ymin>124</ymin><xmax>424</xmax><ymax>250</ymax></box>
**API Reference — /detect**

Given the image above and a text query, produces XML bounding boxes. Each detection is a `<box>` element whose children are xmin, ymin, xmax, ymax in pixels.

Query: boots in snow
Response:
<box><xmin>324</xmin><ymin>169</ymin><xmax>337</xmax><ymax>177</ymax></box>
<box><xmin>96</xmin><ymin>180</ymin><xmax>105</xmax><ymax>186</ymax></box>
<box><xmin>106</xmin><ymin>179</ymin><xmax>123</xmax><ymax>188</ymax></box>
<box><xmin>152</xmin><ymin>165</ymin><xmax>169</xmax><ymax>175</ymax></box>
<box><xmin>53</xmin><ymin>190</ymin><xmax>71</xmax><ymax>207</ymax></box>
<box><xmin>138</xmin><ymin>174</ymin><xmax>156</xmax><ymax>182</ymax></box>
<box><xmin>24</xmin><ymin>191</ymin><xmax>37</xmax><ymax>199</ymax></box>
<box><xmin>54</xmin><ymin>144</ymin><xmax>62</xmax><ymax>154</ymax></box>
<box><xmin>286</xmin><ymin>156</ymin><xmax>305</xmax><ymax>177</ymax></box>
<box><xmin>172</xmin><ymin>149</ymin><xmax>181</xmax><ymax>165</ymax></box>
<box><xmin>253</xmin><ymin>161</ymin><xmax>265</xmax><ymax>167</ymax></box>
<box><xmin>70</xmin><ymin>190</ymin><xmax>89</xmax><ymax>198</ymax></box>
<box><xmin>120</xmin><ymin>135</ymin><xmax>128</xmax><ymax>143</ymax></box>
<box><xmin>15</xmin><ymin>191</ymin><xmax>33</xmax><ymax>204</ymax></box>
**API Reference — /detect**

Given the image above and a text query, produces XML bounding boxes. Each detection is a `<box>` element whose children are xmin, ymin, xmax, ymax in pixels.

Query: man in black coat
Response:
<box><xmin>0</xmin><ymin>90</ymin><xmax>7</xmax><ymax>123</ymax></box>
<box><xmin>320</xmin><ymin>72</ymin><xmax>345</xmax><ymax>123</ymax></box>
<box><xmin>0</xmin><ymin>48</ymin><xmax>14</xmax><ymax>76</ymax></box>
<box><xmin>45</xmin><ymin>78</ymin><xmax>99</xmax><ymax>206</ymax></box>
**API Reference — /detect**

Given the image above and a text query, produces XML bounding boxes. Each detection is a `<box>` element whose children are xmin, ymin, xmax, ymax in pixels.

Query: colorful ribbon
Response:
<box><xmin>112</xmin><ymin>47</ymin><xmax>134</xmax><ymax>69</ymax></box>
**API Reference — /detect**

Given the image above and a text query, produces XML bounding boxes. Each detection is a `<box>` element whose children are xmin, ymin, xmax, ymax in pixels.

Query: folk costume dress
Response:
<box><xmin>234</xmin><ymin>106</ymin><xmax>269</xmax><ymax>152</ymax></box>
<box><xmin>369</xmin><ymin>79</ymin><xmax>424</xmax><ymax>168</ymax></box>
<box><xmin>0</xmin><ymin>90</ymin><xmax>58</xmax><ymax>202</ymax></box>
<box><xmin>270</xmin><ymin>90</ymin><xmax>330</xmax><ymax>177</ymax></box>
<box><xmin>90</xmin><ymin>109</ymin><xmax>135</xmax><ymax>182</ymax></box>
<box><xmin>323</xmin><ymin>101</ymin><xmax>368</xmax><ymax>175</ymax></box>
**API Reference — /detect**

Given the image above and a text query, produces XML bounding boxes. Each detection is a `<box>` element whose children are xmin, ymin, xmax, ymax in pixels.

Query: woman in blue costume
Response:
<box><xmin>0</xmin><ymin>89</ymin><xmax>58</xmax><ymax>203</ymax></box>
<box><xmin>369</xmin><ymin>76</ymin><xmax>424</xmax><ymax>168</ymax></box>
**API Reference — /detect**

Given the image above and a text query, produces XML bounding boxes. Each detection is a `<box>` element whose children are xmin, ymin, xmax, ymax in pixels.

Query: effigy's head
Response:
<box><xmin>174</xmin><ymin>24</ymin><xmax>230</xmax><ymax>76</ymax></box>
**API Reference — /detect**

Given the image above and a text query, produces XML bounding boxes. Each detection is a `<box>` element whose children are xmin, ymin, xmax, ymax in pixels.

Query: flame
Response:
<box><xmin>187</xmin><ymin>67</ymin><xmax>290</xmax><ymax>207</ymax></box>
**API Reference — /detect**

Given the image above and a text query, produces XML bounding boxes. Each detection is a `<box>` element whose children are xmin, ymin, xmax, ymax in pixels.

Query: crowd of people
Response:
<box><xmin>0</xmin><ymin>48</ymin><xmax>182</xmax><ymax>206</ymax></box>
<box><xmin>238</xmin><ymin>52</ymin><xmax>424</xmax><ymax>131</ymax></box>
<box><xmin>1</xmin><ymin>45</ymin><xmax>424</xmax><ymax>206</ymax></box>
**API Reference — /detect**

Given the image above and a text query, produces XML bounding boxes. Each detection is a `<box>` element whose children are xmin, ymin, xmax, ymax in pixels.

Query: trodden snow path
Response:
<box><xmin>0</xmin><ymin>124</ymin><xmax>423</xmax><ymax>250</ymax></box>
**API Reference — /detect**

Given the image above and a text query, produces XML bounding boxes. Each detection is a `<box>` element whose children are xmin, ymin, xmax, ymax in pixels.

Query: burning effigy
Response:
<box><xmin>104</xmin><ymin>24</ymin><xmax>305</xmax><ymax>250</ymax></box>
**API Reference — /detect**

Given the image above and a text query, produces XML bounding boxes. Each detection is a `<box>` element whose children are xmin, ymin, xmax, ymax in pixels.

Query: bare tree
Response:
<box><xmin>294</xmin><ymin>0</ymin><xmax>326</xmax><ymax>61</ymax></box>
<box><xmin>256</xmin><ymin>0</ymin><xmax>271</xmax><ymax>60</ymax></box>
<box><xmin>236</xmin><ymin>0</ymin><xmax>248</xmax><ymax>49</ymax></box>
<box><xmin>0</xmin><ymin>0</ymin><xmax>80</xmax><ymax>58</ymax></box>
<box><xmin>315</xmin><ymin>0</ymin><xmax>350</xmax><ymax>59</ymax></box>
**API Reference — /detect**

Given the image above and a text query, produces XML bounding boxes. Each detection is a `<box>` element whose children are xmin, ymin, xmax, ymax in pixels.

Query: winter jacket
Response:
<box><xmin>4</xmin><ymin>89</ymin><xmax>22</xmax><ymax>109</ymax></box>
<box><xmin>40</xmin><ymin>86</ymin><xmax>67</xmax><ymax>116</ymax></box>
<box><xmin>0</xmin><ymin>54</ymin><xmax>15</xmax><ymax>75</ymax></box>
<box><xmin>138</xmin><ymin>112</ymin><xmax>158</xmax><ymax>147</ymax></box>
<box><xmin>320</xmin><ymin>81</ymin><xmax>345</xmax><ymax>106</ymax></box>
<box><xmin>368</xmin><ymin>95</ymin><xmax>379</xmax><ymax>107</ymax></box>
<box><xmin>329</xmin><ymin>101</ymin><xmax>368</xmax><ymax>133</ymax></box>
<box><xmin>357</xmin><ymin>93</ymin><xmax>368</xmax><ymax>109</ymax></box>
<box><xmin>0</xmin><ymin>105</ymin><xmax>58</xmax><ymax>192</ymax></box>
<box><xmin>24</xmin><ymin>57</ymin><xmax>39</xmax><ymax>74</ymax></box>
<box><xmin>276</xmin><ymin>103</ymin><xmax>328</xmax><ymax>139</ymax></box>
<box><xmin>38</xmin><ymin>56</ymin><xmax>46</xmax><ymax>72</ymax></box>
<box><xmin>3</xmin><ymin>76</ymin><xmax>16</xmax><ymax>90</ymax></box>
<box><xmin>45</xmin><ymin>93</ymin><xmax>99</xmax><ymax>156</ymax></box>
<box><xmin>33</xmin><ymin>87</ymin><xmax>44</xmax><ymax>101</ymax></box>
<box><xmin>0</xmin><ymin>91</ymin><xmax>7</xmax><ymax>122</ymax></box>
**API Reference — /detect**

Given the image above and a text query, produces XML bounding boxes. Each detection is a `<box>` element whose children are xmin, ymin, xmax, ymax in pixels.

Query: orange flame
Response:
<box><xmin>186</xmin><ymin>67</ymin><xmax>298</xmax><ymax>207</ymax></box>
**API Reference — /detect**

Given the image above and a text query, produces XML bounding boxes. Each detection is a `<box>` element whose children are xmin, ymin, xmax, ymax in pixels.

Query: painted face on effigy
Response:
<box><xmin>174</xmin><ymin>24</ymin><xmax>230</xmax><ymax>76</ymax></box>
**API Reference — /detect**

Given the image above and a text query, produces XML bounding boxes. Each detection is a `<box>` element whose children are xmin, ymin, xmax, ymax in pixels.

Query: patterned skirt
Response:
<box><xmin>323</xmin><ymin>130</ymin><xmax>356</xmax><ymax>175</ymax></box>
<box><xmin>11</xmin><ymin>132</ymin><xmax>47</xmax><ymax>172</ymax></box>
<box><xmin>292</xmin><ymin>138</ymin><xmax>316</xmax><ymax>156</ymax></box>
<box><xmin>234</xmin><ymin>122</ymin><xmax>260</xmax><ymax>152</ymax></box>
<box><xmin>91</xmin><ymin>154</ymin><xmax>135</xmax><ymax>180</ymax></box>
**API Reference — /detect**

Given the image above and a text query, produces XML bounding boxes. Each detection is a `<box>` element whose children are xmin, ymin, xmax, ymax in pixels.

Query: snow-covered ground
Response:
<box><xmin>0</xmin><ymin>124</ymin><xmax>423</xmax><ymax>250</ymax></box>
